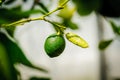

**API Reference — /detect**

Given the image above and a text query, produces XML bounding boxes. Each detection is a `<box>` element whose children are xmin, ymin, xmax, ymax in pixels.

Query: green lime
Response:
<box><xmin>44</xmin><ymin>33</ymin><xmax>65</xmax><ymax>58</ymax></box>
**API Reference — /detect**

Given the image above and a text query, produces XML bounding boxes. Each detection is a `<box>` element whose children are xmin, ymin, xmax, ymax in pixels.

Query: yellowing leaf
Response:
<box><xmin>58</xmin><ymin>0</ymin><xmax>76</xmax><ymax>19</ymax></box>
<box><xmin>59</xmin><ymin>0</ymin><xmax>66</xmax><ymax>6</ymax></box>
<box><xmin>58</xmin><ymin>6</ymin><xmax>76</xmax><ymax>19</ymax></box>
<box><xmin>66</xmin><ymin>32</ymin><xmax>89</xmax><ymax>48</ymax></box>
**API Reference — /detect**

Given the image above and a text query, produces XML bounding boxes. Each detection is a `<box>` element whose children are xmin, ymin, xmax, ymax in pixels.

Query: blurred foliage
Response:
<box><xmin>0</xmin><ymin>6</ymin><xmax>45</xmax><ymax>24</ymax></box>
<box><xmin>0</xmin><ymin>6</ymin><xmax>48</xmax><ymax>37</ymax></box>
<box><xmin>0</xmin><ymin>0</ymin><xmax>50</xmax><ymax>79</ymax></box>
<box><xmin>3</xmin><ymin>0</ymin><xmax>27</xmax><ymax>5</ymax></box>
<box><xmin>0</xmin><ymin>33</ymin><xmax>47</xmax><ymax>80</ymax></box>
<box><xmin>98</xmin><ymin>21</ymin><xmax>120</xmax><ymax>50</ymax></box>
<box><xmin>0</xmin><ymin>32</ymin><xmax>48</xmax><ymax>72</ymax></box>
<box><xmin>0</xmin><ymin>0</ymin><xmax>5</xmax><ymax>5</ymax></box>
<box><xmin>72</xmin><ymin>0</ymin><xmax>120</xmax><ymax>17</ymax></box>
<box><xmin>0</xmin><ymin>0</ymin><xmax>120</xmax><ymax>79</ymax></box>
<box><xmin>71</xmin><ymin>0</ymin><xmax>120</xmax><ymax>49</ymax></box>
<box><xmin>58</xmin><ymin>0</ymin><xmax>78</xmax><ymax>29</ymax></box>
<box><xmin>0</xmin><ymin>39</ymin><xmax>17</xmax><ymax>80</ymax></box>
<box><xmin>63</xmin><ymin>19</ymin><xmax>78</xmax><ymax>29</ymax></box>
<box><xmin>30</xmin><ymin>77</ymin><xmax>51</xmax><ymax>80</ymax></box>
<box><xmin>99</xmin><ymin>39</ymin><xmax>113</xmax><ymax>50</ymax></box>
<box><xmin>4</xmin><ymin>0</ymin><xmax>16</xmax><ymax>5</ymax></box>
<box><xmin>110</xmin><ymin>21</ymin><xmax>120</xmax><ymax>35</ymax></box>
<box><xmin>37</xmin><ymin>2</ymin><xmax>49</xmax><ymax>13</ymax></box>
<box><xmin>72</xmin><ymin>0</ymin><xmax>101</xmax><ymax>16</ymax></box>
<box><xmin>99</xmin><ymin>0</ymin><xmax>120</xmax><ymax>17</ymax></box>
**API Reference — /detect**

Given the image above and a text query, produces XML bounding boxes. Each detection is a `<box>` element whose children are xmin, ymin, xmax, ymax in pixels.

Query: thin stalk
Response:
<box><xmin>0</xmin><ymin>0</ymin><xmax>70</xmax><ymax>28</ymax></box>
<box><xmin>96</xmin><ymin>13</ymin><xmax>108</xmax><ymax>80</ymax></box>
<box><xmin>44</xmin><ymin>18</ymin><xmax>66</xmax><ymax>34</ymax></box>
<box><xmin>1</xmin><ymin>17</ymin><xmax>43</xmax><ymax>28</ymax></box>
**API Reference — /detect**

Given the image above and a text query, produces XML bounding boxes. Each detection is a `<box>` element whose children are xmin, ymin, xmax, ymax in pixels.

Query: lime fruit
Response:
<box><xmin>44</xmin><ymin>34</ymin><xmax>65</xmax><ymax>58</ymax></box>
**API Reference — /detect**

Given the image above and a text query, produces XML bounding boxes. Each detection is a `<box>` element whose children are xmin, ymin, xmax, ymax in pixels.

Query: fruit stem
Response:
<box><xmin>0</xmin><ymin>0</ymin><xmax>70</xmax><ymax>28</ymax></box>
<box><xmin>44</xmin><ymin>18</ymin><xmax>66</xmax><ymax>34</ymax></box>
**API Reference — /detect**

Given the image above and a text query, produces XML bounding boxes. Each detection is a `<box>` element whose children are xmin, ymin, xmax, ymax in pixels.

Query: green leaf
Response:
<box><xmin>0</xmin><ymin>32</ymin><xmax>48</xmax><ymax>72</ymax></box>
<box><xmin>0</xmin><ymin>7</ymin><xmax>28</xmax><ymax>24</ymax></box>
<box><xmin>50</xmin><ymin>21</ymin><xmax>66</xmax><ymax>34</ymax></box>
<box><xmin>98</xmin><ymin>0</ymin><xmax>120</xmax><ymax>17</ymax></box>
<box><xmin>37</xmin><ymin>2</ymin><xmax>49</xmax><ymax>13</ymax></box>
<box><xmin>4</xmin><ymin>0</ymin><xmax>16</xmax><ymax>5</ymax></box>
<box><xmin>0</xmin><ymin>0</ymin><xmax>5</xmax><ymax>5</ymax></box>
<box><xmin>0</xmin><ymin>7</ymin><xmax>43</xmax><ymax>37</ymax></box>
<box><xmin>21</xmin><ymin>9</ymin><xmax>46</xmax><ymax>16</ymax></box>
<box><xmin>0</xmin><ymin>6</ymin><xmax>44</xmax><ymax>24</ymax></box>
<box><xmin>29</xmin><ymin>77</ymin><xmax>51</xmax><ymax>80</ymax></box>
<box><xmin>72</xmin><ymin>0</ymin><xmax>101</xmax><ymax>16</ymax></box>
<box><xmin>63</xmin><ymin>19</ymin><xmax>78</xmax><ymax>30</ymax></box>
<box><xmin>5</xmin><ymin>26</ymin><xmax>16</xmax><ymax>37</ymax></box>
<box><xmin>0</xmin><ymin>39</ymin><xmax>17</xmax><ymax>80</ymax></box>
<box><xmin>99</xmin><ymin>39</ymin><xmax>113</xmax><ymax>50</ymax></box>
<box><xmin>0</xmin><ymin>7</ymin><xmax>23</xmax><ymax>37</ymax></box>
<box><xmin>22</xmin><ymin>0</ymin><xmax>27</xmax><ymax>2</ymax></box>
<box><xmin>110</xmin><ymin>21</ymin><xmax>120</xmax><ymax>35</ymax></box>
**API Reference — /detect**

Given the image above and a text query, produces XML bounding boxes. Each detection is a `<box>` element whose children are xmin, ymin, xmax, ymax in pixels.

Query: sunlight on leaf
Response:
<box><xmin>66</xmin><ymin>32</ymin><xmax>89</xmax><ymax>48</ymax></box>
<box><xmin>0</xmin><ymin>0</ymin><xmax>5</xmax><ymax>5</ymax></box>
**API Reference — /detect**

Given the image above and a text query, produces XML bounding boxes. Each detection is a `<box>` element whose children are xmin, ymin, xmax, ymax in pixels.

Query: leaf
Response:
<box><xmin>0</xmin><ymin>32</ymin><xmax>48</xmax><ymax>73</ymax></box>
<box><xmin>0</xmin><ymin>7</ymin><xmax>28</xmax><ymax>24</ymax></box>
<box><xmin>21</xmin><ymin>9</ymin><xmax>46</xmax><ymax>16</ymax></box>
<box><xmin>72</xmin><ymin>0</ymin><xmax>101</xmax><ymax>16</ymax></box>
<box><xmin>29</xmin><ymin>77</ymin><xmax>51</xmax><ymax>80</ymax></box>
<box><xmin>37</xmin><ymin>2</ymin><xmax>49</xmax><ymax>13</ymax></box>
<box><xmin>63</xmin><ymin>19</ymin><xmax>78</xmax><ymax>30</ymax></box>
<box><xmin>0</xmin><ymin>0</ymin><xmax>5</xmax><ymax>5</ymax></box>
<box><xmin>5</xmin><ymin>26</ymin><xmax>16</xmax><ymax>37</ymax></box>
<box><xmin>98</xmin><ymin>0</ymin><xmax>120</xmax><ymax>17</ymax></box>
<box><xmin>66</xmin><ymin>32</ymin><xmax>89</xmax><ymax>48</ymax></box>
<box><xmin>59</xmin><ymin>0</ymin><xmax>66</xmax><ymax>5</ymax></box>
<box><xmin>0</xmin><ymin>6</ymin><xmax>44</xmax><ymax>24</ymax></box>
<box><xmin>0</xmin><ymin>7</ymin><xmax>23</xmax><ymax>37</ymax></box>
<box><xmin>50</xmin><ymin>21</ymin><xmax>66</xmax><ymax>34</ymax></box>
<box><xmin>0</xmin><ymin>7</ymin><xmax>43</xmax><ymax>37</ymax></box>
<box><xmin>22</xmin><ymin>0</ymin><xmax>27</xmax><ymax>2</ymax></box>
<box><xmin>109</xmin><ymin>21</ymin><xmax>120</xmax><ymax>35</ymax></box>
<box><xmin>0</xmin><ymin>39</ymin><xmax>17</xmax><ymax>80</ymax></box>
<box><xmin>99</xmin><ymin>39</ymin><xmax>113</xmax><ymax>50</ymax></box>
<box><xmin>4</xmin><ymin>0</ymin><xmax>16</xmax><ymax>5</ymax></box>
<box><xmin>58</xmin><ymin>5</ymin><xmax>76</xmax><ymax>19</ymax></box>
